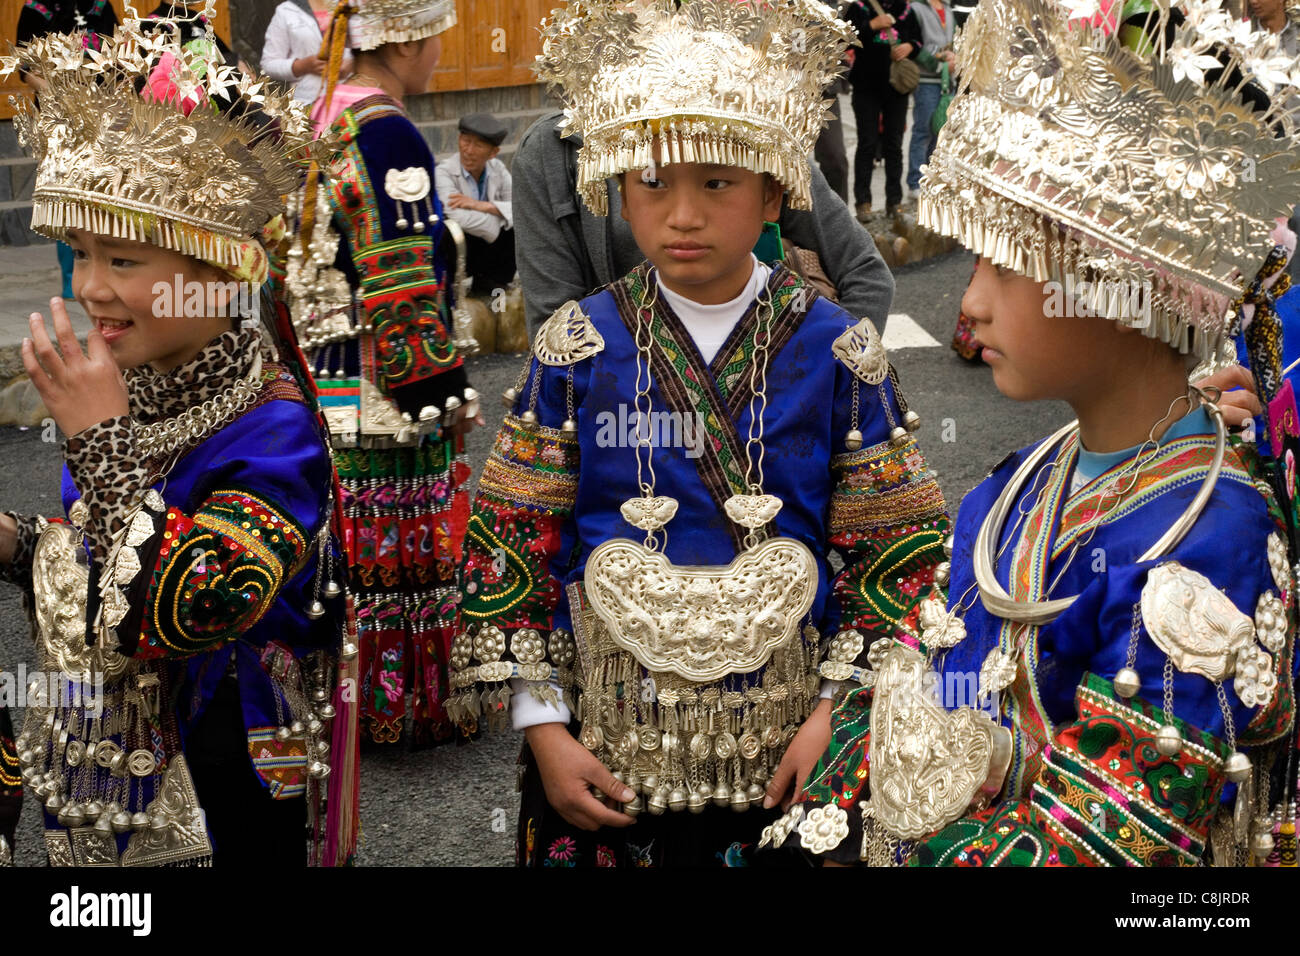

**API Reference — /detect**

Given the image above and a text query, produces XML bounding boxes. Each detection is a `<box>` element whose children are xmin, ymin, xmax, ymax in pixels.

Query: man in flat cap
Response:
<box><xmin>436</xmin><ymin>111</ymin><xmax>516</xmax><ymax>294</ymax></box>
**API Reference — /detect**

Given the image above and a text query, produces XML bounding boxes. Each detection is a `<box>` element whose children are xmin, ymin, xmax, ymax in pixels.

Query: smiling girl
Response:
<box><xmin>0</xmin><ymin>11</ymin><xmax>356</xmax><ymax>867</ymax></box>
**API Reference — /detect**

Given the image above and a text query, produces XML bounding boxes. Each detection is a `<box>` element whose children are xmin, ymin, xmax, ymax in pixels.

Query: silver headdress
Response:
<box><xmin>534</xmin><ymin>0</ymin><xmax>857</xmax><ymax>215</ymax></box>
<box><xmin>347</xmin><ymin>0</ymin><xmax>457</xmax><ymax>51</ymax></box>
<box><xmin>919</xmin><ymin>0</ymin><xmax>1300</xmax><ymax>359</ymax></box>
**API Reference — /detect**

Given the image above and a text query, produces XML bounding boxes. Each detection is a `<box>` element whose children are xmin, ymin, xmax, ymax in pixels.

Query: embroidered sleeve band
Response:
<box><xmin>132</xmin><ymin>489</ymin><xmax>310</xmax><ymax>659</ymax></box>
<box><xmin>448</xmin><ymin>414</ymin><xmax>581</xmax><ymax>732</ymax></box>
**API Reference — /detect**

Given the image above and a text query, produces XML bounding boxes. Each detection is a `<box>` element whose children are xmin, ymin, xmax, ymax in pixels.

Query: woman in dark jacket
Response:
<box><xmin>842</xmin><ymin>0</ymin><xmax>922</xmax><ymax>220</ymax></box>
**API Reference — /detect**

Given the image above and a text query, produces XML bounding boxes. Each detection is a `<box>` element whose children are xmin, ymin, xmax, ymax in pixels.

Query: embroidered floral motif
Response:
<box><xmin>544</xmin><ymin>836</ymin><xmax>578</xmax><ymax>866</ymax></box>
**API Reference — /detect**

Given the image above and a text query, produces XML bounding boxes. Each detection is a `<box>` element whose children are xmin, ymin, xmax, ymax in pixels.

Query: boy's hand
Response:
<box><xmin>763</xmin><ymin>697</ymin><xmax>833</xmax><ymax>811</ymax></box>
<box><xmin>525</xmin><ymin>722</ymin><xmax>637</xmax><ymax>831</ymax></box>
<box><xmin>23</xmin><ymin>299</ymin><xmax>129</xmax><ymax>438</ymax></box>
<box><xmin>891</xmin><ymin>42</ymin><xmax>914</xmax><ymax>60</ymax></box>
<box><xmin>1193</xmin><ymin>365</ymin><xmax>1261</xmax><ymax>428</ymax></box>
<box><xmin>868</xmin><ymin>13</ymin><xmax>895</xmax><ymax>29</ymax></box>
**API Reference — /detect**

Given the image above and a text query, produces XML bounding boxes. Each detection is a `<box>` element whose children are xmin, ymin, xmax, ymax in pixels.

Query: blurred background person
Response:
<box><xmin>843</xmin><ymin>0</ymin><xmax>921</xmax><ymax>220</ymax></box>
<box><xmin>435</xmin><ymin>112</ymin><xmax>516</xmax><ymax>294</ymax></box>
<box><xmin>263</xmin><ymin>0</ymin><xmax>352</xmax><ymax>104</ymax></box>
<box><xmin>906</xmin><ymin>0</ymin><xmax>954</xmax><ymax>201</ymax></box>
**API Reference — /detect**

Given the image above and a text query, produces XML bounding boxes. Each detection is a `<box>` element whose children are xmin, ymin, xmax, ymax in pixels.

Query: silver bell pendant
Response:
<box><xmin>1224</xmin><ymin>751</ymin><xmax>1252</xmax><ymax>783</ymax></box>
<box><xmin>844</xmin><ymin>429</ymin><xmax>863</xmax><ymax>452</ymax></box>
<box><xmin>502</xmin><ymin>386</ymin><xmax>520</xmax><ymax>409</ymax></box>
<box><xmin>890</xmin><ymin>426</ymin><xmax>909</xmax><ymax>445</ymax></box>
<box><xmin>561</xmin><ymin>419</ymin><xmax>578</xmax><ymax>434</ymax></box>
<box><xmin>903</xmin><ymin>410</ymin><xmax>921</xmax><ymax>431</ymax></box>
<box><xmin>647</xmin><ymin>786</ymin><xmax>669</xmax><ymax>816</ymax></box>
<box><xmin>1113</xmin><ymin>667</ymin><xmax>1141</xmax><ymax>699</ymax></box>
<box><xmin>306</xmin><ymin>600</ymin><xmax>327</xmax><ymax>620</ymax></box>
<box><xmin>1252</xmin><ymin>829</ymin><xmax>1275</xmax><ymax>859</ymax></box>
<box><xmin>322</xmin><ymin>580</ymin><xmax>342</xmax><ymax>599</ymax></box>
<box><xmin>1155</xmin><ymin>724</ymin><xmax>1182</xmax><ymax>757</ymax></box>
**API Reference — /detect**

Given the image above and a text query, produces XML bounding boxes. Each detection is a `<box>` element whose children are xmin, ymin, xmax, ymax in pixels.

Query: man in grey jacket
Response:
<box><xmin>513</xmin><ymin>110</ymin><xmax>896</xmax><ymax>334</ymax></box>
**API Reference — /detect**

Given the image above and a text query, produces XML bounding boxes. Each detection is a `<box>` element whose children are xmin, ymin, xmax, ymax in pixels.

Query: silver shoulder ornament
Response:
<box><xmin>831</xmin><ymin>317</ymin><xmax>888</xmax><ymax>385</ymax></box>
<box><xmin>1140</xmin><ymin>562</ymin><xmax>1277</xmax><ymax>708</ymax></box>
<box><xmin>534</xmin><ymin>300</ymin><xmax>605</xmax><ymax>367</ymax></box>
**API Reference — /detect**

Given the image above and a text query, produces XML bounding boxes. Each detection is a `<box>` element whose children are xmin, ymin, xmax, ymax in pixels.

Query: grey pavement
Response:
<box><xmin>0</xmin><ymin>244</ymin><xmax>92</xmax><ymax>350</ymax></box>
<box><xmin>0</xmin><ymin>251</ymin><xmax>1073</xmax><ymax>866</ymax></box>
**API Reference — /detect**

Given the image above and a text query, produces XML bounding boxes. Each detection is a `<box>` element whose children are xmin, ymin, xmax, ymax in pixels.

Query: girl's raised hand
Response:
<box><xmin>23</xmin><ymin>298</ymin><xmax>129</xmax><ymax>438</ymax></box>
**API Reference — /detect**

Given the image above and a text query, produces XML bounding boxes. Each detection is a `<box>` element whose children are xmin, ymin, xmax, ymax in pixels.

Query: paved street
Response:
<box><xmin>0</xmin><ymin>248</ymin><xmax>1073</xmax><ymax>865</ymax></box>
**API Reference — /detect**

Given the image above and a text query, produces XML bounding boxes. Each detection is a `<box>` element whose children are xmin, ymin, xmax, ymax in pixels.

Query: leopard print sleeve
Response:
<box><xmin>63</xmin><ymin>415</ymin><xmax>151</xmax><ymax>565</ymax></box>
<box><xmin>0</xmin><ymin>510</ymin><xmax>42</xmax><ymax>592</ymax></box>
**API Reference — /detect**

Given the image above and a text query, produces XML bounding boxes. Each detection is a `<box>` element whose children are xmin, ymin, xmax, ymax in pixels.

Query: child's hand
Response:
<box><xmin>763</xmin><ymin>697</ymin><xmax>833</xmax><ymax>811</ymax></box>
<box><xmin>525</xmin><ymin>722</ymin><xmax>637</xmax><ymax>831</ymax></box>
<box><xmin>1192</xmin><ymin>365</ymin><xmax>1261</xmax><ymax>428</ymax></box>
<box><xmin>23</xmin><ymin>298</ymin><xmax>129</xmax><ymax>438</ymax></box>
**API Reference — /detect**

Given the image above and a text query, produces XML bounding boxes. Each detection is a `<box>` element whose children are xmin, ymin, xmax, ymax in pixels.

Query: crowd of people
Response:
<box><xmin>0</xmin><ymin>0</ymin><xmax>1297</xmax><ymax>873</ymax></box>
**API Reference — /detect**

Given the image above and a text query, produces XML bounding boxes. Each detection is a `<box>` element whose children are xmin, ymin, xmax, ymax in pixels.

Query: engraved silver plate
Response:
<box><xmin>583</xmin><ymin>535</ymin><xmax>819</xmax><ymax>682</ymax></box>
<box><xmin>534</xmin><ymin>301</ymin><xmax>606</xmax><ymax>367</ymax></box>
<box><xmin>32</xmin><ymin>523</ymin><xmax>131</xmax><ymax>681</ymax></box>
<box><xmin>120</xmin><ymin>754</ymin><xmax>212</xmax><ymax>867</ymax></box>
<box><xmin>383</xmin><ymin>166</ymin><xmax>431</xmax><ymax>203</ymax></box>
<box><xmin>831</xmin><ymin>317</ymin><xmax>889</xmax><ymax>385</ymax></box>
<box><xmin>1140</xmin><ymin>562</ymin><xmax>1255</xmax><ymax>682</ymax></box>
<box><xmin>865</xmin><ymin>645</ymin><xmax>1012</xmax><ymax>841</ymax></box>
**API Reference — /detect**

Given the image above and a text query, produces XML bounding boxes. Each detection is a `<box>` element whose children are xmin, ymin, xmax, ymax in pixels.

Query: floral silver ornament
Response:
<box><xmin>821</xmin><ymin>629</ymin><xmax>864</xmax><ymax>680</ymax></box>
<box><xmin>547</xmin><ymin>629</ymin><xmax>576</xmax><ymax>668</ymax></box>
<box><xmin>866</xmin><ymin>637</ymin><xmax>894</xmax><ymax>670</ymax></box>
<box><xmin>797</xmin><ymin>804</ymin><xmax>850</xmax><ymax>854</ymax></box>
<box><xmin>1254</xmin><ymin>591</ymin><xmax>1286</xmax><ymax>653</ymax></box>
<box><xmin>449</xmin><ymin>632</ymin><xmax>473</xmax><ymax>670</ymax></box>
<box><xmin>472</xmin><ymin>625</ymin><xmax>506</xmax><ymax>663</ymax></box>
<box><xmin>1233</xmin><ymin>645</ymin><xmax>1276</xmax><ymax>709</ymax></box>
<box><xmin>509</xmin><ymin>628</ymin><xmax>546</xmax><ymax>665</ymax></box>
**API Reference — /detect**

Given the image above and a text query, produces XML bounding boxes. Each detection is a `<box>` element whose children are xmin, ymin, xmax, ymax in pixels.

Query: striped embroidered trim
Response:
<box><xmin>477</xmin><ymin>415</ymin><xmax>580</xmax><ymax>514</ymax></box>
<box><xmin>1053</xmin><ymin>440</ymin><xmax>1255</xmax><ymax>559</ymax></box>
<box><xmin>1036</xmin><ymin>747</ymin><xmax>1205</xmax><ymax>863</ymax></box>
<box><xmin>1031</xmin><ymin>786</ymin><xmax>1155</xmax><ymax>867</ymax></box>
<box><xmin>829</xmin><ymin>436</ymin><xmax>945</xmax><ymax>534</ymax></box>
